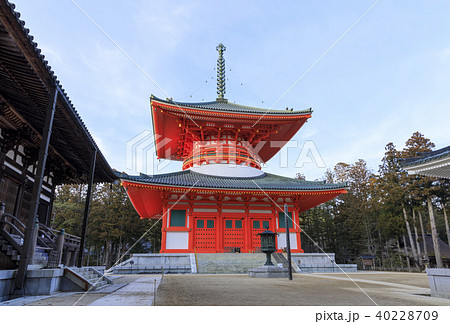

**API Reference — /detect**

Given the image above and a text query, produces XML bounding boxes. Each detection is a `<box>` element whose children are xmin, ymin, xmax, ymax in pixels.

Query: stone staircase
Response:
<box><xmin>291</xmin><ymin>253</ymin><xmax>357</xmax><ymax>273</ymax></box>
<box><xmin>0</xmin><ymin>232</ymin><xmax>51</xmax><ymax>268</ymax></box>
<box><xmin>65</xmin><ymin>267</ymin><xmax>111</xmax><ymax>291</ymax></box>
<box><xmin>272</xmin><ymin>253</ymin><xmax>289</xmax><ymax>269</ymax></box>
<box><xmin>33</xmin><ymin>247</ymin><xmax>49</xmax><ymax>266</ymax></box>
<box><xmin>196</xmin><ymin>253</ymin><xmax>267</xmax><ymax>274</ymax></box>
<box><xmin>0</xmin><ymin>234</ymin><xmax>21</xmax><ymax>267</ymax></box>
<box><xmin>111</xmin><ymin>253</ymin><xmax>193</xmax><ymax>274</ymax></box>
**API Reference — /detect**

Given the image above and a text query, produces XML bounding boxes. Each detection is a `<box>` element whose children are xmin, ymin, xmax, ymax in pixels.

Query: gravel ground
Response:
<box><xmin>156</xmin><ymin>272</ymin><xmax>450</xmax><ymax>306</ymax></box>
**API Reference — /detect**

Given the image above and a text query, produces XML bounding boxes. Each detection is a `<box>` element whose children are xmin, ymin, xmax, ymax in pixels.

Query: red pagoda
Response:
<box><xmin>118</xmin><ymin>44</ymin><xmax>347</xmax><ymax>253</ymax></box>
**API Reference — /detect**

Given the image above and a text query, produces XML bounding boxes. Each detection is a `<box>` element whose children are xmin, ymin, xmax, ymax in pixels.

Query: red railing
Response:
<box><xmin>182</xmin><ymin>142</ymin><xmax>262</xmax><ymax>170</ymax></box>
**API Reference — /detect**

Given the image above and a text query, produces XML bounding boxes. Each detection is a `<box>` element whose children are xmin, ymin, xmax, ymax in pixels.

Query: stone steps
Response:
<box><xmin>67</xmin><ymin>267</ymin><xmax>111</xmax><ymax>291</ymax></box>
<box><xmin>111</xmin><ymin>254</ymin><xmax>193</xmax><ymax>274</ymax></box>
<box><xmin>32</xmin><ymin>249</ymin><xmax>49</xmax><ymax>266</ymax></box>
<box><xmin>291</xmin><ymin>253</ymin><xmax>357</xmax><ymax>273</ymax></box>
<box><xmin>196</xmin><ymin>253</ymin><xmax>267</xmax><ymax>274</ymax></box>
<box><xmin>0</xmin><ymin>236</ymin><xmax>20</xmax><ymax>266</ymax></box>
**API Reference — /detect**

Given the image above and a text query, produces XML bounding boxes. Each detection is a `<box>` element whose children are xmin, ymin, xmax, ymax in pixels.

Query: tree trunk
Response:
<box><xmin>442</xmin><ymin>201</ymin><xmax>450</xmax><ymax>246</ymax></box>
<box><xmin>412</xmin><ymin>209</ymin><xmax>422</xmax><ymax>265</ymax></box>
<box><xmin>396</xmin><ymin>239</ymin><xmax>403</xmax><ymax>267</ymax></box>
<box><xmin>86</xmin><ymin>245</ymin><xmax>90</xmax><ymax>267</ymax></box>
<box><xmin>121</xmin><ymin>242</ymin><xmax>127</xmax><ymax>261</ymax></box>
<box><xmin>109</xmin><ymin>242</ymin><xmax>115</xmax><ymax>269</ymax></box>
<box><xmin>418</xmin><ymin>209</ymin><xmax>429</xmax><ymax>265</ymax></box>
<box><xmin>104</xmin><ymin>239</ymin><xmax>111</xmax><ymax>268</ymax></box>
<box><xmin>427</xmin><ymin>197</ymin><xmax>443</xmax><ymax>268</ymax></box>
<box><xmin>402</xmin><ymin>203</ymin><xmax>419</xmax><ymax>264</ymax></box>
<box><xmin>402</xmin><ymin>235</ymin><xmax>411</xmax><ymax>272</ymax></box>
<box><xmin>116</xmin><ymin>236</ymin><xmax>123</xmax><ymax>264</ymax></box>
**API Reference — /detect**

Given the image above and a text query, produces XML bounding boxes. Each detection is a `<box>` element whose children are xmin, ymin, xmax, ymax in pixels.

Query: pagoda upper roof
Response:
<box><xmin>151</xmin><ymin>95</ymin><xmax>312</xmax><ymax>116</ymax></box>
<box><xmin>116</xmin><ymin>170</ymin><xmax>347</xmax><ymax>191</ymax></box>
<box><xmin>150</xmin><ymin>95</ymin><xmax>312</xmax><ymax>162</ymax></box>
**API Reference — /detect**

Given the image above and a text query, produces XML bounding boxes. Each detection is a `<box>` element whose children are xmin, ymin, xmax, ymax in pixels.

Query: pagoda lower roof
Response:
<box><xmin>115</xmin><ymin>170</ymin><xmax>347</xmax><ymax>192</ymax></box>
<box><xmin>152</xmin><ymin>96</ymin><xmax>312</xmax><ymax>116</ymax></box>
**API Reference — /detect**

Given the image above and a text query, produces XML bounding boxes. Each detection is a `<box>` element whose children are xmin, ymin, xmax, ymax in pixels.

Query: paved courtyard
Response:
<box><xmin>2</xmin><ymin>271</ymin><xmax>450</xmax><ymax>306</ymax></box>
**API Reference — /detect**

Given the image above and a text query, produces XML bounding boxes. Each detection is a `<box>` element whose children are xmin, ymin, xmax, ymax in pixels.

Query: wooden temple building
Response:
<box><xmin>118</xmin><ymin>44</ymin><xmax>348</xmax><ymax>254</ymax></box>
<box><xmin>401</xmin><ymin>145</ymin><xmax>450</xmax><ymax>179</ymax></box>
<box><xmin>0</xmin><ymin>0</ymin><xmax>116</xmax><ymax>289</ymax></box>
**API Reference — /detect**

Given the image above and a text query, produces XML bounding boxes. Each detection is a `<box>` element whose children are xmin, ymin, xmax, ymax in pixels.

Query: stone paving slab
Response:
<box><xmin>88</xmin><ymin>276</ymin><xmax>161</xmax><ymax>306</ymax></box>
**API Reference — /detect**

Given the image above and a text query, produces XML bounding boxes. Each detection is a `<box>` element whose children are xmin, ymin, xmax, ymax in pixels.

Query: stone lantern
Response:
<box><xmin>258</xmin><ymin>229</ymin><xmax>277</xmax><ymax>266</ymax></box>
<box><xmin>249</xmin><ymin>228</ymin><xmax>289</xmax><ymax>278</ymax></box>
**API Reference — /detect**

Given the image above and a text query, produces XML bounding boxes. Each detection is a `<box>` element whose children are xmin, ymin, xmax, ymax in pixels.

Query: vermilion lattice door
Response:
<box><xmin>223</xmin><ymin>219</ymin><xmax>244</xmax><ymax>252</ymax></box>
<box><xmin>251</xmin><ymin>219</ymin><xmax>272</xmax><ymax>252</ymax></box>
<box><xmin>194</xmin><ymin>218</ymin><xmax>216</xmax><ymax>252</ymax></box>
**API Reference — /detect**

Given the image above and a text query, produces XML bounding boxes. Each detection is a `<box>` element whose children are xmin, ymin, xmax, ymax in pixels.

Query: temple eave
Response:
<box><xmin>121</xmin><ymin>179</ymin><xmax>347</xmax><ymax>194</ymax></box>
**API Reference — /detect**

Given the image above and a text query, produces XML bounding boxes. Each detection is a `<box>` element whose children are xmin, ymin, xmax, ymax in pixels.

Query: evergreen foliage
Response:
<box><xmin>300</xmin><ymin>132</ymin><xmax>449</xmax><ymax>269</ymax></box>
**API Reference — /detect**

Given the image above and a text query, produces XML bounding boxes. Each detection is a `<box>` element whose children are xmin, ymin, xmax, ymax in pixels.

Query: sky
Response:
<box><xmin>11</xmin><ymin>0</ymin><xmax>450</xmax><ymax>181</ymax></box>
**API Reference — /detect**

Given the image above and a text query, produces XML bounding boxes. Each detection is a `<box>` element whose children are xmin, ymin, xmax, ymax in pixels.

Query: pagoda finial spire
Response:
<box><xmin>216</xmin><ymin>43</ymin><xmax>227</xmax><ymax>102</ymax></box>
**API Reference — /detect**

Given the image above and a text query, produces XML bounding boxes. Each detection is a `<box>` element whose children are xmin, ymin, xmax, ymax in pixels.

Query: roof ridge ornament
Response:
<box><xmin>216</xmin><ymin>43</ymin><xmax>227</xmax><ymax>103</ymax></box>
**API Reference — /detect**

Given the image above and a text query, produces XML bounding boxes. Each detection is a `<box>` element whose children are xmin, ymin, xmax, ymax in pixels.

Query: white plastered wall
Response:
<box><xmin>166</xmin><ymin>232</ymin><xmax>189</xmax><ymax>250</ymax></box>
<box><xmin>277</xmin><ymin>233</ymin><xmax>298</xmax><ymax>250</ymax></box>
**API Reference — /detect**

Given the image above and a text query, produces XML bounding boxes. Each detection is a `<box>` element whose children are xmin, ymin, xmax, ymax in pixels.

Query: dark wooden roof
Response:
<box><xmin>0</xmin><ymin>1</ymin><xmax>116</xmax><ymax>183</ymax></box>
<box><xmin>409</xmin><ymin>234</ymin><xmax>450</xmax><ymax>259</ymax></box>
<box><xmin>400</xmin><ymin>145</ymin><xmax>450</xmax><ymax>167</ymax></box>
<box><xmin>400</xmin><ymin>145</ymin><xmax>450</xmax><ymax>179</ymax></box>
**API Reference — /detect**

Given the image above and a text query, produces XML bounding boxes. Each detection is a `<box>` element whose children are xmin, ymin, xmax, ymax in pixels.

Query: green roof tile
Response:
<box><xmin>115</xmin><ymin>170</ymin><xmax>347</xmax><ymax>191</ymax></box>
<box><xmin>151</xmin><ymin>96</ymin><xmax>312</xmax><ymax>115</ymax></box>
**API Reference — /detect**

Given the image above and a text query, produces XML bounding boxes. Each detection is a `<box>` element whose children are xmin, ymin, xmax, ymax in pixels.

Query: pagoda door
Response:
<box><xmin>251</xmin><ymin>219</ymin><xmax>272</xmax><ymax>252</ymax></box>
<box><xmin>223</xmin><ymin>219</ymin><xmax>244</xmax><ymax>252</ymax></box>
<box><xmin>194</xmin><ymin>218</ymin><xmax>216</xmax><ymax>252</ymax></box>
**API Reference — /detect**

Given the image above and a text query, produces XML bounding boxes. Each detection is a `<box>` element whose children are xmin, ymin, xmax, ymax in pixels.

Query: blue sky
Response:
<box><xmin>12</xmin><ymin>0</ymin><xmax>450</xmax><ymax>180</ymax></box>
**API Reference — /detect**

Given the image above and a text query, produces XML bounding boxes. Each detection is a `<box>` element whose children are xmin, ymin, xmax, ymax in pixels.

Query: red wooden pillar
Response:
<box><xmin>296</xmin><ymin>207</ymin><xmax>304</xmax><ymax>253</ymax></box>
<box><xmin>271</xmin><ymin>201</ymin><xmax>278</xmax><ymax>250</ymax></box>
<box><xmin>188</xmin><ymin>201</ymin><xmax>195</xmax><ymax>252</ymax></box>
<box><xmin>243</xmin><ymin>198</ymin><xmax>250</xmax><ymax>252</ymax></box>
<box><xmin>160</xmin><ymin>202</ymin><xmax>168</xmax><ymax>253</ymax></box>
<box><xmin>217</xmin><ymin>201</ymin><xmax>224</xmax><ymax>253</ymax></box>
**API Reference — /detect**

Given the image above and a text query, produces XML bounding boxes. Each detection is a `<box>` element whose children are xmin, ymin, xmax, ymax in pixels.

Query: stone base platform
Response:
<box><xmin>248</xmin><ymin>265</ymin><xmax>289</xmax><ymax>278</ymax></box>
<box><xmin>427</xmin><ymin>268</ymin><xmax>450</xmax><ymax>299</ymax></box>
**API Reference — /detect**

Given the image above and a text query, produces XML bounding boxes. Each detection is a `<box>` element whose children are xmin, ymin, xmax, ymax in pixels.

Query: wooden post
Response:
<box><xmin>284</xmin><ymin>203</ymin><xmax>292</xmax><ymax>280</ymax></box>
<box><xmin>28</xmin><ymin>219</ymin><xmax>39</xmax><ymax>264</ymax></box>
<box><xmin>0</xmin><ymin>202</ymin><xmax>5</xmax><ymax>222</ymax></box>
<box><xmin>76</xmin><ymin>149</ymin><xmax>97</xmax><ymax>267</ymax></box>
<box><xmin>0</xmin><ymin>145</ymin><xmax>6</xmax><ymax>185</ymax></box>
<box><xmin>15</xmin><ymin>86</ymin><xmax>58</xmax><ymax>291</ymax></box>
<box><xmin>55</xmin><ymin>229</ymin><xmax>65</xmax><ymax>265</ymax></box>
